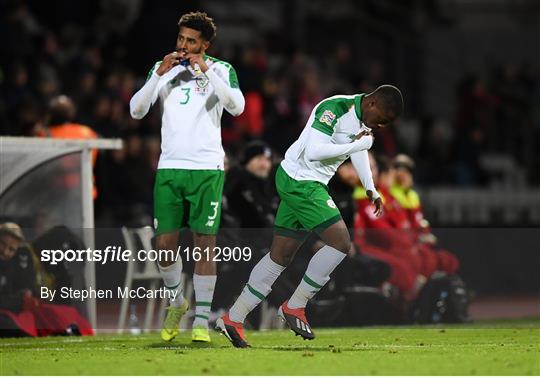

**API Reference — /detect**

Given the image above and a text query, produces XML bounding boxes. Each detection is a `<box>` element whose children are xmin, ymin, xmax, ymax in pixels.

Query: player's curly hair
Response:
<box><xmin>178</xmin><ymin>11</ymin><xmax>217</xmax><ymax>42</ymax></box>
<box><xmin>373</xmin><ymin>84</ymin><xmax>404</xmax><ymax>117</ymax></box>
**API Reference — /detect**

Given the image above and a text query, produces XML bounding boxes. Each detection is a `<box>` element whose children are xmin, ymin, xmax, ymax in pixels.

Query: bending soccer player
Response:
<box><xmin>217</xmin><ymin>85</ymin><xmax>404</xmax><ymax>347</ymax></box>
<box><xmin>129</xmin><ymin>12</ymin><xmax>245</xmax><ymax>343</ymax></box>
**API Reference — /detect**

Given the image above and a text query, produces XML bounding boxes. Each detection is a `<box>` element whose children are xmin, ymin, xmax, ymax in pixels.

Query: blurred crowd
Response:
<box><xmin>1</xmin><ymin>0</ymin><xmax>539</xmax><ymax>228</ymax></box>
<box><xmin>0</xmin><ymin>1</ymin><xmax>488</xmax><ymax>331</ymax></box>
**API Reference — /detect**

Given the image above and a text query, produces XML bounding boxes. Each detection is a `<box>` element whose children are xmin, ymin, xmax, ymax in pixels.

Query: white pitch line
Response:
<box><xmin>0</xmin><ymin>336</ymin><xmax>152</xmax><ymax>347</ymax></box>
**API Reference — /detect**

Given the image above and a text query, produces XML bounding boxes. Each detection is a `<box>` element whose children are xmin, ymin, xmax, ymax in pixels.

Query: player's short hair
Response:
<box><xmin>373</xmin><ymin>84</ymin><xmax>404</xmax><ymax>118</ymax></box>
<box><xmin>178</xmin><ymin>11</ymin><xmax>217</xmax><ymax>42</ymax></box>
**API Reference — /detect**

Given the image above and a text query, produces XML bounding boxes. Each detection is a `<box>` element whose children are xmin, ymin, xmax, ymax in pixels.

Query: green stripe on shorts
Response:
<box><xmin>274</xmin><ymin>226</ymin><xmax>309</xmax><ymax>241</ymax></box>
<box><xmin>313</xmin><ymin>214</ymin><xmax>343</xmax><ymax>234</ymax></box>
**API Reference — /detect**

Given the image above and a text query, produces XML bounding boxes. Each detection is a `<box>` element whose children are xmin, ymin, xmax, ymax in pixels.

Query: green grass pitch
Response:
<box><xmin>1</xmin><ymin>318</ymin><xmax>539</xmax><ymax>375</ymax></box>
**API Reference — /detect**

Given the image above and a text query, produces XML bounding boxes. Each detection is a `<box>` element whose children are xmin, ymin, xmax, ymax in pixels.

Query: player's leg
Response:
<box><xmin>276</xmin><ymin>171</ymin><xmax>348</xmax><ymax>340</ymax></box>
<box><xmin>185</xmin><ymin>169</ymin><xmax>225</xmax><ymax>342</ymax></box>
<box><xmin>191</xmin><ymin>232</ymin><xmax>217</xmax><ymax>342</ymax></box>
<box><xmin>278</xmin><ymin>219</ymin><xmax>349</xmax><ymax>340</ymax></box>
<box><xmin>154</xmin><ymin>169</ymin><xmax>189</xmax><ymax>341</ymax></box>
<box><xmin>216</xmin><ymin>200</ymin><xmax>307</xmax><ymax>348</ymax></box>
<box><xmin>228</xmin><ymin>233</ymin><xmax>303</xmax><ymax>323</ymax></box>
<box><xmin>287</xmin><ymin>219</ymin><xmax>350</xmax><ymax>307</ymax></box>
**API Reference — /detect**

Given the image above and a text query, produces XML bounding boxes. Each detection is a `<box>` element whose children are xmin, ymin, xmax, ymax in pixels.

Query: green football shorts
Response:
<box><xmin>274</xmin><ymin>165</ymin><xmax>342</xmax><ymax>240</ymax></box>
<box><xmin>153</xmin><ymin>169</ymin><xmax>224</xmax><ymax>235</ymax></box>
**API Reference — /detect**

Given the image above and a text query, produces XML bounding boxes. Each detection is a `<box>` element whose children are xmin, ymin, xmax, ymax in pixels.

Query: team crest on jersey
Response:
<box><xmin>196</xmin><ymin>75</ymin><xmax>209</xmax><ymax>88</ymax></box>
<box><xmin>319</xmin><ymin>110</ymin><xmax>336</xmax><ymax>126</ymax></box>
<box><xmin>327</xmin><ymin>199</ymin><xmax>337</xmax><ymax>209</ymax></box>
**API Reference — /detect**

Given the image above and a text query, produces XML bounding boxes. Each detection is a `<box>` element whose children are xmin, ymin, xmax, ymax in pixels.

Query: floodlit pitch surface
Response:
<box><xmin>1</xmin><ymin>318</ymin><xmax>539</xmax><ymax>375</ymax></box>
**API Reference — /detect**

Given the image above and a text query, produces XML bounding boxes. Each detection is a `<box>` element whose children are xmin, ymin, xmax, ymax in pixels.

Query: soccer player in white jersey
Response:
<box><xmin>130</xmin><ymin>11</ymin><xmax>245</xmax><ymax>343</ymax></box>
<box><xmin>216</xmin><ymin>85</ymin><xmax>403</xmax><ymax>347</ymax></box>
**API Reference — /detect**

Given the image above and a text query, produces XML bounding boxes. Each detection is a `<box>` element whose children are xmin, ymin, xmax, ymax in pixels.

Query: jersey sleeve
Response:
<box><xmin>146</xmin><ymin>61</ymin><xmax>162</xmax><ymax>82</ymax></box>
<box><xmin>310</xmin><ymin>99</ymin><xmax>347</xmax><ymax>136</ymax></box>
<box><xmin>130</xmin><ymin>61</ymin><xmax>162</xmax><ymax>119</ymax></box>
<box><xmin>209</xmin><ymin>58</ymin><xmax>240</xmax><ymax>89</ymax></box>
<box><xmin>225</xmin><ymin>64</ymin><xmax>240</xmax><ymax>88</ymax></box>
<box><xmin>205</xmin><ymin>59</ymin><xmax>245</xmax><ymax>116</ymax></box>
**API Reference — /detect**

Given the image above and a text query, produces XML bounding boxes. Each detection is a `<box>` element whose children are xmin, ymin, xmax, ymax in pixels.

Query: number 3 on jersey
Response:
<box><xmin>180</xmin><ymin>88</ymin><xmax>191</xmax><ymax>104</ymax></box>
<box><xmin>205</xmin><ymin>201</ymin><xmax>219</xmax><ymax>227</ymax></box>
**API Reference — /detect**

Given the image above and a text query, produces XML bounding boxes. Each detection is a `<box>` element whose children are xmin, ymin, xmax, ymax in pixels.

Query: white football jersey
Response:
<box><xmin>143</xmin><ymin>56</ymin><xmax>243</xmax><ymax>170</ymax></box>
<box><xmin>281</xmin><ymin>94</ymin><xmax>370</xmax><ymax>184</ymax></box>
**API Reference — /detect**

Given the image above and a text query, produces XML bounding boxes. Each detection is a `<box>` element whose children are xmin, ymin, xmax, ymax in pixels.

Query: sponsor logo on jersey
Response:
<box><xmin>327</xmin><ymin>199</ymin><xmax>337</xmax><ymax>209</ymax></box>
<box><xmin>319</xmin><ymin>110</ymin><xmax>336</xmax><ymax>127</ymax></box>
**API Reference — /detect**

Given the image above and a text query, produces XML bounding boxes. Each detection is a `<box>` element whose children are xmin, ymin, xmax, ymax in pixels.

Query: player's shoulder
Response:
<box><xmin>146</xmin><ymin>60</ymin><xmax>163</xmax><ymax>80</ymax></box>
<box><xmin>315</xmin><ymin>95</ymin><xmax>356</xmax><ymax>118</ymax></box>
<box><xmin>206</xmin><ymin>55</ymin><xmax>240</xmax><ymax>88</ymax></box>
<box><xmin>206</xmin><ymin>55</ymin><xmax>236</xmax><ymax>71</ymax></box>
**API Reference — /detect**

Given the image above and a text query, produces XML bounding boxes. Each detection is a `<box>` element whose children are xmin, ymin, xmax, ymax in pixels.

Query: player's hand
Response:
<box><xmin>156</xmin><ymin>51</ymin><xmax>181</xmax><ymax>76</ymax></box>
<box><xmin>367</xmin><ymin>190</ymin><xmax>383</xmax><ymax>217</ymax></box>
<box><xmin>185</xmin><ymin>52</ymin><xmax>209</xmax><ymax>73</ymax></box>
<box><xmin>372</xmin><ymin>197</ymin><xmax>383</xmax><ymax>217</ymax></box>
<box><xmin>355</xmin><ymin>130</ymin><xmax>373</xmax><ymax>140</ymax></box>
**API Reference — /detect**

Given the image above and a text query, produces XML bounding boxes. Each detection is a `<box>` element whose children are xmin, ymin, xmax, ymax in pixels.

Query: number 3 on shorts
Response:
<box><xmin>205</xmin><ymin>201</ymin><xmax>219</xmax><ymax>227</ymax></box>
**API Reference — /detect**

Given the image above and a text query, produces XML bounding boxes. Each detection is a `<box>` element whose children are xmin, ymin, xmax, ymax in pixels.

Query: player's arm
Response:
<box><xmin>305</xmin><ymin>128</ymin><xmax>373</xmax><ymax>161</ymax></box>
<box><xmin>206</xmin><ymin>68</ymin><xmax>244</xmax><ymax>116</ymax></box>
<box><xmin>350</xmin><ymin>151</ymin><xmax>383</xmax><ymax>216</ymax></box>
<box><xmin>186</xmin><ymin>54</ymin><xmax>245</xmax><ymax>116</ymax></box>
<box><xmin>130</xmin><ymin>52</ymin><xmax>180</xmax><ymax>119</ymax></box>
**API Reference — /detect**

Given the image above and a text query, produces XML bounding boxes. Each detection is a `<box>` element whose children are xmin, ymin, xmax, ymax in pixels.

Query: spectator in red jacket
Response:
<box><xmin>353</xmin><ymin>154</ymin><xmax>425</xmax><ymax>300</ymax></box>
<box><xmin>391</xmin><ymin>155</ymin><xmax>460</xmax><ymax>275</ymax></box>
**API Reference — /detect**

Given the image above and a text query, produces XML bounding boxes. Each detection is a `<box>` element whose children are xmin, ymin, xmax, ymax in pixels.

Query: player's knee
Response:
<box><xmin>318</xmin><ymin>221</ymin><xmax>351</xmax><ymax>254</ymax></box>
<box><xmin>330</xmin><ymin>238</ymin><xmax>351</xmax><ymax>255</ymax></box>
<box><xmin>270</xmin><ymin>249</ymin><xmax>294</xmax><ymax>266</ymax></box>
<box><xmin>323</xmin><ymin>237</ymin><xmax>351</xmax><ymax>254</ymax></box>
<box><xmin>155</xmin><ymin>234</ymin><xmax>177</xmax><ymax>254</ymax></box>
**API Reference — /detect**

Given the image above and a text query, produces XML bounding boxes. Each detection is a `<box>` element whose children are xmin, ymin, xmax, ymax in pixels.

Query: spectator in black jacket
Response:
<box><xmin>225</xmin><ymin>140</ymin><xmax>278</xmax><ymax>233</ymax></box>
<box><xmin>216</xmin><ymin>142</ymin><xmax>279</xmax><ymax>318</ymax></box>
<box><xmin>0</xmin><ymin>222</ymin><xmax>93</xmax><ymax>337</ymax></box>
